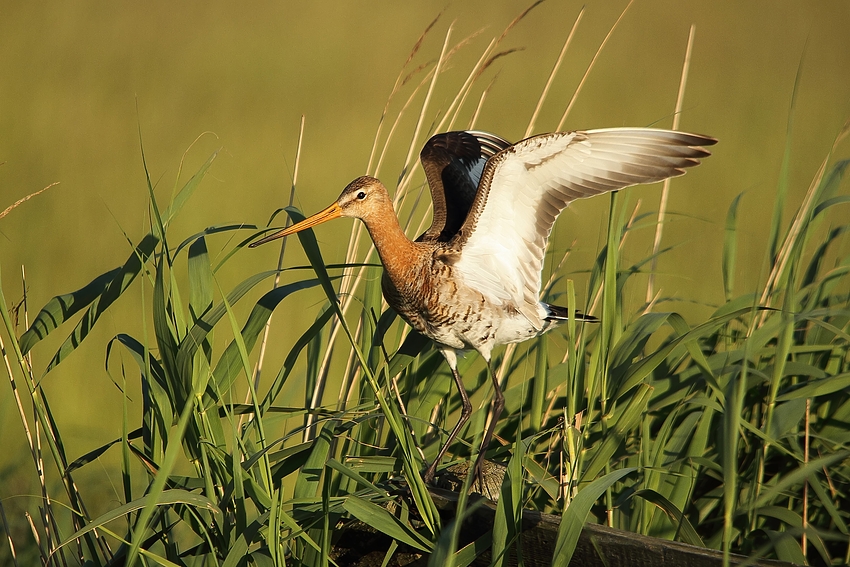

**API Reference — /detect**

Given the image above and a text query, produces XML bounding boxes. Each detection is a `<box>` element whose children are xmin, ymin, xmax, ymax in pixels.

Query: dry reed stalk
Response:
<box><xmin>366</xmin><ymin>13</ymin><xmax>442</xmax><ymax>175</ymax></box>
<box><xmin>525</xmin><ymin>7</ymin><xmax>584</xmax><ymax>138</ymax></box>
<box><xmin>0</xmin><ymin>183</ymin><xmax>59</xmax><ymax>221</ymax></box>
<box><xmin>646</xmin><ymin>24</ymin><xmax>696</xmax><ymax>304</ymax></box>
<box><xmin>556</xmin><ymin>0</ymin><xmax>634</xmax><ymax>131</ymax></box>
<box><xmin>255</xmin><ymin>115</ymin><xmax>305</xmax><ymax>393</ymax></box>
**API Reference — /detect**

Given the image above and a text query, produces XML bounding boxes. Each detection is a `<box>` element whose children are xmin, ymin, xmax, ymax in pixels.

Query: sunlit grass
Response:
<box><xmin>2</xmin><ymin>5</ymin><xmax>850</xmax><ymax>567</ymax></box>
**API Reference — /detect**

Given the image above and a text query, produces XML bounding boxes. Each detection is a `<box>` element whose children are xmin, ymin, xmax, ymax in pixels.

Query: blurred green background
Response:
<box><xmin>1</xmin><ymin>0</ymin><xmax>848</xmax><ymax>537</ymax></box>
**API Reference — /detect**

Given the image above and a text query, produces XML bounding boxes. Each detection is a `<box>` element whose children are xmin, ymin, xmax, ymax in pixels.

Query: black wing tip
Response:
<box><xmin>544</xmin><ymin>303</ymin><xmax>599</xmax><ymax>323</ymax></box>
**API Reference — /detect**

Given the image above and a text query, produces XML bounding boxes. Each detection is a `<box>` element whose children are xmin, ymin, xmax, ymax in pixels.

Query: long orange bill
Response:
<box><xmin>249</xmin><ymin>202</ymin><xmax>342</xmax><ymax>248</ymax></box>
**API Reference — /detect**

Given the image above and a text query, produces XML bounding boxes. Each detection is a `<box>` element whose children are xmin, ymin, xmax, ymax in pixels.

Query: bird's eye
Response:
<box><xmin>357</xmin><ymin>191</ymin><xmax>367</xmax><ymax>200</ymax></box>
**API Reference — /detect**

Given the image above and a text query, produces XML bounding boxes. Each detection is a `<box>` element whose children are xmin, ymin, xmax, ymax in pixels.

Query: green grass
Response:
<box><xmin>2</xmin><ymin>6</ymin><xmax>850</xmax><ymax>567</ymax></box>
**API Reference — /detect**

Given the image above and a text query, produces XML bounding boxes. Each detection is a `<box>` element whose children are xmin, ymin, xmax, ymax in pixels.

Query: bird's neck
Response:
<box><xmin>361</xmin><ymin>212</ymin><xmax>419</xmax><ymax>280</ymax></box>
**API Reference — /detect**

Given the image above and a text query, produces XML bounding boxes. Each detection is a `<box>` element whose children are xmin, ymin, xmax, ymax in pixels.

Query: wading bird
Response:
<box><xmin>251</xmin><ymin>128</ymin><xmax>715</xmax><ymax>485</ymax></box>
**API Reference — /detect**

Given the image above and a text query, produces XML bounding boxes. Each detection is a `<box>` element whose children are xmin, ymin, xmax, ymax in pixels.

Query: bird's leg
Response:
<box><xmin>423</xmin><ymin>350</ymin><xmax>472</xmax><ymax>485</ymax></box>
<box><xmin>473</xmin><ymin>358</ymin><xmax>504</xmax><ymax>490</ymax></box>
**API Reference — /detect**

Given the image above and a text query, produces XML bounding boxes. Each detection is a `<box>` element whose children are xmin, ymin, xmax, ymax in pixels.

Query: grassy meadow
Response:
<box><xmin>1</xmin><ymin>1</ymin><xmax>850</xmax><ymax>565</ymax></box>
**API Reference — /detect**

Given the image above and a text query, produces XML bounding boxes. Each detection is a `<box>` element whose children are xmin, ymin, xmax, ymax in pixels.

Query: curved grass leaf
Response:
<box><xmin>632</xmin><ymin>489</ymin><xmax>704</xmax><ymax>547</ymax></box>
<box><xmin>553</xmin><ymin>468</ymin><xmax>636</xmax><ymax>566</ymax></box>
<box><xmin>161</xmin><ymin>149</ymin><xmax>220</xmax><ymax>228</ymax></box>
<box><xmin>583</xmin><ymin>383</ymin><xmax>651</xmax><ymax>480</ymax></box>
<box><xmin>65</xmin><ymin>427</ymin><xmax>144</xmax><ymax>475</ymax></box>
<box><xmin>56</xmin><ymin>489</ymin><xmax>219</xmax><ymax>552</ymax></box>
<box><xmin>776</xmin><ymin>372</ymin><xmax>850</xmax><ymax>402</ymax></box>
<box><xmin>343</xmin><ymin>495</ymin><xmax>433</xmax><ymax>553</ymax></box>
<box><xmin>326</xmin><ymin>458</ymin><xmax>387</xmax><ymax>495</ymax></box>
<box><xmin>614</xmin><ymin>308</ymin><xmax>765</xmax><ymax>400</ymax></box>
<box><xmin>760</xmin><ymin>529</ymin><xmax>806</xmax><ymax>565</ymax></box>
<box><xmin>19</xmin><ymin>266</ymin><xmax>120</xmax><ymax>354</ymax></box>
<box><xmin>813</xmin><ymin>193</ymin><xmax>850</xmax><ymax>218</ymax></box>
<box><xmin>175</xmin><ymin>269</ymin><xmax>279</xmax><ymax>383</ymax></box>
<box><xmin>174</xmin><ymin>223</ymin><xmax>257</xmax><ymax>257</ymax></box>
<box><xmin>21</xmin><ymin>233</ymin><xmax>159</xmax><ymax>370</ymax></box>
<box><xmin>261</xmin><ymin>306</ymin><xmax>335</xmax><ymax>412</ymax></box>
<box><xmin>188</xmin><ymin>236</ymin><xmax>213</xmax><ymax>328</ymax></box>
<box><xmin>221</xmin><ymin>512</ymin><xmax>267</xmax><ymax>567</ymax></box>
<box><xmin>108</xmin><ymin>333</ymin><xmax>175</xmax><ymax>456</ymax></box>
<box><xmin>741</xmin><ymin>451</ymin><xmax>850</xmax><ymax>514</ymax></box>
<box><xmin>211</xmin><ymin>277</ymin><xmax>325</xmax><ymax>394</ymax></box>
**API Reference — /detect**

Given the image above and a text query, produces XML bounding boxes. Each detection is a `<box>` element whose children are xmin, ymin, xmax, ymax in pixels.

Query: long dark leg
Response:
<box><xmin>472</xmin><ymin>358</ymin><xmax>504</xmax><ymax>487</ymax></box>
<box><xmin>424</xmin><ymin>350</ymin><xmax>472</xmax><ymax>485</ymax></box>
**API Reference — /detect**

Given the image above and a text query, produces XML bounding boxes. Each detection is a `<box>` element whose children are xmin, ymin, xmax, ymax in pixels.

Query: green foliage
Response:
<box><xmin>2</xmin><ymin>8</ymin><xmax>850</xmax><ymax>567</ymax></box>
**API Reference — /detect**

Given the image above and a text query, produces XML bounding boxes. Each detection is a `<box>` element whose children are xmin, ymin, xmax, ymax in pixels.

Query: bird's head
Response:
<box><xmin>249</xmin><ymin>175</ymin><xmax>390</xmax><ymax>247</ymax></box>
<box><xmin>335</xmin><ymin>176</ymin><xmax>391</xmax><ymax>222</ymax></box>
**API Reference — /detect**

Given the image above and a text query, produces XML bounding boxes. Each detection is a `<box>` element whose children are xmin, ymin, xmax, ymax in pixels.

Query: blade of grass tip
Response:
<box><xmin>524</xmin><ymin>7</ymin><xmax>584</xmax><ymax>138</ymax></box>
<box><xmin>722</xmin><ymin>192</ymin><xmax>745</xmax><ymax>303</ymax></box>
<box><xmin>254</xmin><ymin>115</ymin><xmax>305</xmax><ymax>397</ymax></box>
<box><xmin>647</xmin><ymin>24</ymin><xmax>695</xmax><ymax>304</ymax></box>
<box><xmin>762</xmin><ymin>135</ymin><xmax>849</xmax><ymax>319</ymax></box>
<box><xmin>767</xmin><ymin>42</ymin><xmax>807</xmax><ymax>268</ymax></box>
<box><xmin>344</xmin><ymin>496</ymin><xmax>433</xmax><ymax>553</ymax></box>
<box><xmin>57</xmin><ymin>490</ymin><xmax>219</xmax><ymax>552</ymax></box>
<box><xmin>21</xmin><ymin>513</ymin><xmax>42</xmax><ymax>564</ymax></box>
<box><xmin>168</xmin><ymin>131</ymin><xmax>218</xmax><ymax>218</ymax></box>
<box><xmin>760</xmin><ymin>154</ymin><xmax>829</xmax><ymax>319</ymax></box>
<box><xmin>18</xmin><ymin>265</ymin><xmax>119</xmax><ymax>356</ymax></box>
<box><xmin>557</xmin><ymin>0</ymin><xmax>634</xmax><ymax>131</ymax></box>
<box><xmin>467</xmin><ymin>73</ymin><xmax>498</xmax><ymax>130</ymax></box>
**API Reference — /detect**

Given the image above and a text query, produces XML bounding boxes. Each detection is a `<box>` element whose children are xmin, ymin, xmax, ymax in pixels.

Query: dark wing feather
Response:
<box><xmin>417</xmin><ymin>130</ymin><xmax>511</xmax><ymax>242</ymax></box>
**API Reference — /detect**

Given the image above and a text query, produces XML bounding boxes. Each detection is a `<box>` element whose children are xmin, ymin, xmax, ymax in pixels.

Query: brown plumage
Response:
<box><xmin>251</xmin><ymin>128</ymin><xmax>716</xmax><ymax>485</ymax></box>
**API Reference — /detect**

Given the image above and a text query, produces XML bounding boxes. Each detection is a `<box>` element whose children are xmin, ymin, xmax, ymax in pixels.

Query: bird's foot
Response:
<box><xmin>422</xmin><ymin>462</ymin><xmax>438</xmax><ymax>486</ymax></box>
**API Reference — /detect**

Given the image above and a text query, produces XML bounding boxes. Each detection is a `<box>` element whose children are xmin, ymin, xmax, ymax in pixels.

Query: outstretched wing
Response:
<box><xmin>418</xmin><ymin>130</ymin><xmax>512</xmax><ymax>242</ymax></box>
<box><xmin>452</xmin><ymin>128</ymin><xmax>716</xmax><ymax>324</ymax></box>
